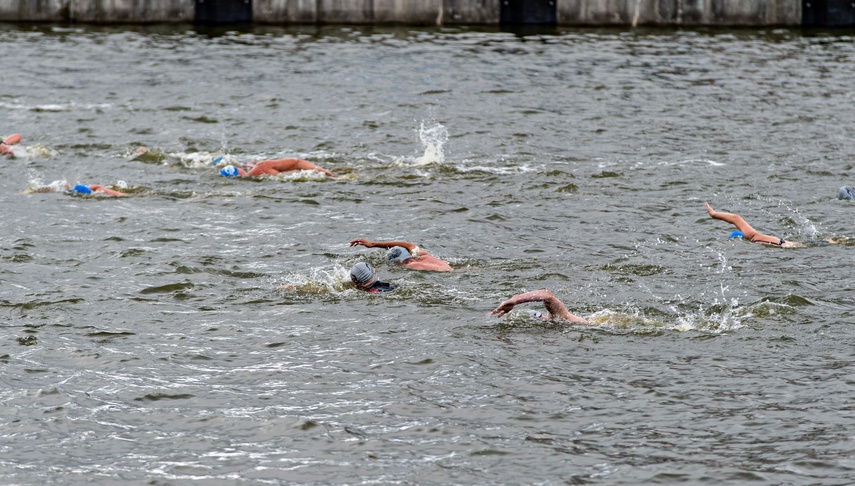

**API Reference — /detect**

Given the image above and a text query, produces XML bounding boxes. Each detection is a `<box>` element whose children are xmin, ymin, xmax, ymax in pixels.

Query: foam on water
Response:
<box><xmin>453</xmin><ymin>163</ymin><xmax>540</xmax><ymax>175</ymax></box>
<box><xmin>24</xmin><ymin>178</ymin><xmax>69</xmax><ymax>194</ymax></box>
<box><xmin>271</xmin><ymin>170</ymin><xmax>333</xmax><ymax>182</ymax></box>
<box><xmin>659</xmin><ymin>158</ymin><xmax>726</xmax><ymax>167</ymax></box>
<box><xmin>5</xmin><ymin>144</ymin><xmax>57</xmax><ymax>159</ymax></box>
<box><xmin>672</xmin><ymin>293</ymin><xmax>743</xmax><ymax>333</ymax></box>
<box><xmin>29</xmin><ymin>102</ymin><xmax>113</xmax><ymax>112</ymax></box>
<box><xmin>173</xmin><ymin>151</ymin><xmax>232</xmax><ymax>168</ymax></box>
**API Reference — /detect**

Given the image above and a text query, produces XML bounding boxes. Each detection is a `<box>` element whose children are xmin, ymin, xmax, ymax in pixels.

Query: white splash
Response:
<box><xmin>6</xmin><ymin>145</ymin><xmax>58</xmax><ymax>159</ymax></box>
<box><xmin>171</xmin><ymin>151</ymin><xmax>237</xmax><ymax>168</ymax></box>
<box><xmin>273</xmin><ymin>170</ymin><xmax>330</xmax><ymax>182</ymax></box>
<box><xmin>672</xmin><ymin>282</ymin><xmax>743</xmax><ymax>333</ymax></box>
<box><xmin>413</xmin><ymin>121</ymin><xmax>448</xmax><ymax>166</ymax></box>
<box><xmin>278</xmin><ymin>264</ymin><xmax>353</xmax><ymax>294</ymax></box>
<box><xmin>25</xmin><ymin>178</ymin><xmax>69</xmax><ymax>193</ymax></box>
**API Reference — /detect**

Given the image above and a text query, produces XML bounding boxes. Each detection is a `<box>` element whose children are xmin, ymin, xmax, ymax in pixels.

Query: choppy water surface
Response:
<box><xmin>2</xmin><ymin>23</ymin><xmax>855</xmax><ymax>484</ymax></box>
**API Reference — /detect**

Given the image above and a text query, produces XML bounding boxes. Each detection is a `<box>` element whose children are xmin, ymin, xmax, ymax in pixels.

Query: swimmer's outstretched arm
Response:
<box><xmin>705</xmin><ymin>202</ymin><xmax>761</xmax><ymax>239</ymax></box>
<box><xmin>349</xmin><ymin>239</ymin><xmax>418</xmax><ymax>253</ymax></box>
<box><xmin>88</xmin><ymin>185</ymin><xmax>128</xmax><ymax>197</ymax></box>
<box><xmin>704</xmin><ymin>202</ymin><xmax>790</xmax><ymax>245</ymax></box>
<box><xmin>491</xmin><ymin>290</ymin><xmax>588</xmax><ymax>323</ymax></box>
<box><xmin>250</xmin><ymin>158</ymin><xmax>335</xmax><ymax>177</ymax></box>
<box><xmin>291</xmin><ymin>159</ymin><xmax>334</xmax><ymax>177</ymax></box>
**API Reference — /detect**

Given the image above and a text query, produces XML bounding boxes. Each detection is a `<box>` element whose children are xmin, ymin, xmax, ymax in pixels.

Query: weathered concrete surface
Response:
<box><xmin>0</xmin><ymin>0</ymin><xmax>801</xmax><ymax>25</ymax></box>
<box><xmin>252</xmin><ymin>0</ymin><xmax>498</xmax><ymax>24</ymax></box>
<box><xmin>1</xmin><ymin>0</ymin><xmax>69</xmax><ymax>21</ymax></box>
<box><xmin>0</xmin><ymin>0</ymin><xmax>194</xmax><ymax>22</ymax></box>
<box><xmin>557</xmin><ymin>0</ymin><xmax>799</xmax><ymax>26</ymax></box>
<box><xmin>441</xmin><ymin>0</ymin><xmax>500</xmax><ymax>24</ymax></box>
<box><xmin>76</xmin><ymin>0</ymin><xmax>194</xmax><ymax>22</ymax></box>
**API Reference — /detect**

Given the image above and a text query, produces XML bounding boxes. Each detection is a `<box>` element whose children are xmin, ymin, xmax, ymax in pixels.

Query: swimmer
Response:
<box><xmin>349</xmin><ymin>238</ymin><xmax>453</xmax><ymax>272</ymax></box>
<box><xmin>839</xmin><ymin>186</ymin><xmax>855</xmax><ymax>200</ymax></box>
<box><xmin>350</xmin><ymin>262</ymin><xmax>397</xmax><ymax>293</ymax></box>
<box><xmin>704</xmin><ymin>202</ymin><xmax>806</xmax><ymax>248</ymax></box>
<box><xmin>1</xmin><ymin>133</ymin><xmax>22</xmax><ymax>156</ymax></box>
<box><xmin>68</xmin><ymin>184</ymin><xmax>127</xmax><ymax>197</ymax></box>
<box><xmin>219</xmin><ymin>158</ymin><xmax>335</xmax><ymax>178</ymax></box>
<box><xmin>491</xmin><ymin>289</ymin><xmax>588</xmax><ymax>324</ymax></box>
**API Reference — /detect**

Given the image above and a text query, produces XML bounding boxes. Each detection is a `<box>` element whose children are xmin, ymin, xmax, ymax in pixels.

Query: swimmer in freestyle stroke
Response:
<box><xmin>348</xmin><ymin>238</ymin><xmax>453</xmax><ymax>272</ymax></box>
<box><xmin>705</xmin><ymin>202</ymin><xmax>837</xmax><ymax>248</ymax></box>
<box><xmin>219</xmin><ymin>158</ymin><xmax>335</xmax><ymax>178</ymax></box>
<box><xmin>68</xmin><ymin>184</ymin><xmax>128</xmax><ymax>197</ymax></box>
<box><xmin>705</xmin><ymin>202</ymin><xmax>795</xmax><ymax>247</ymax></box>
<box><xmin>491</xmin><ymin>289</ymin><xmax>588</xmax><ymax>324</ymax></box>
<box><xmin>0</xmin><ymin>133</ymin><xmax>22</xmax><ymax>156</ymax></box>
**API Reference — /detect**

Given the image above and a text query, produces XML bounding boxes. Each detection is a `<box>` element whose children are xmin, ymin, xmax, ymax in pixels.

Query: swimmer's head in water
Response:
<box><xmin>385</xmin><ymin>246</ymin><xmax>412</xmax><ymax>264</ymax></box>
<box><xmin>219</xmin><ymin>165</ymin><xmax>239</xmax><ymax>177</ymax></box>
<box><xmin>729</xmin><ymin>231</ymin><xmax>744</xmax><ymax>239</ymax></box>
<box><xmin>69</xmin><ymin>184</ymin><xmax>92</xmax><ymax>195</ymax></box>
<box><xmin>350</xmin><ymin>262</ymin><xmax>377</xmax><ymax>288</ymax></box>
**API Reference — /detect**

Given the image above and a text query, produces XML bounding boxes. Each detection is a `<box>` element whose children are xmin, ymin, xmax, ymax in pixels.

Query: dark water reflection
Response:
<box><xmin>1</xmin><ymin>23</ymin><xmax>855</xmax><ymax>484</ymax></box>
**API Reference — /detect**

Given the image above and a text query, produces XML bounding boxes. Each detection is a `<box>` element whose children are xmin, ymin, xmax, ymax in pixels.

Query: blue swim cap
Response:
<box><xmin>69</xmin><ymin>184</ymin><xmax>91</xmax><ymax>195</ymax></box>
<box><xmin>729</xmin><ymin>231</ymin><xmax>744</xmax><ymax>239</ymax></box>
<box><xmin>219</xmin><ymin>165</ymin><xmax>239</xmax><ymax>177</ymax></box>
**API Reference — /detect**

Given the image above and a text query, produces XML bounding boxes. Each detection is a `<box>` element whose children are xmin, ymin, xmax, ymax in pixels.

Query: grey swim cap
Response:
<box><xmin>350</xmin><ymin>262</ymin><xmax>376</xmax><ymax>287</ymax></box>
<box><xmin>838</xmin><ymin>186</ymin><xmax>855</xmax><ymax>200</ymax></box>
<box><xmin>385</xmin><ymin>246</ymin><xmax>412</xmax><ymax>263</ymax></box>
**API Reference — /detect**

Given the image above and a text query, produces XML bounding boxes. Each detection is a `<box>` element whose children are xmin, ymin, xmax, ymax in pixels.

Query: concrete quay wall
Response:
<box><xmin>0</xmin><ymin>0</ymin><xmax>805</xmax><ymax>27</ymax></box>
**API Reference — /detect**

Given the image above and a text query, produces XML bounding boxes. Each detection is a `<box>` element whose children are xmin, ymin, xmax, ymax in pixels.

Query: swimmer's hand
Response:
<box><xmin>490</xmin><ymin>300</ymin><xmax>516</xmax><ymax>318</ymax></box>
<box><xmin>349</xmin><ymin>238</ymin><xmax>375</xmax><ymax>248</ymax></box>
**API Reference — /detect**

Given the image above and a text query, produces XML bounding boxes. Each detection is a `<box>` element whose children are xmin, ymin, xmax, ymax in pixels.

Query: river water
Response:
<box><xmin>2</xmin><ymin>23</ymin><xmax>855</xmax><ymax>485</ymax></box>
